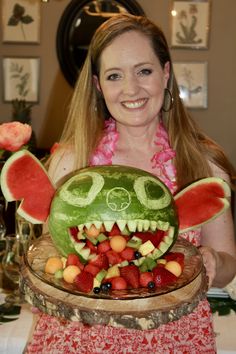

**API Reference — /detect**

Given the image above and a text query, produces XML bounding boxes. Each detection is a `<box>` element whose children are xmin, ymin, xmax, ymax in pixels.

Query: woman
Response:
<box><xmin>27</xmin><ymin>14</ymin><xmax>236</xmax><ymax>353</ymax></box>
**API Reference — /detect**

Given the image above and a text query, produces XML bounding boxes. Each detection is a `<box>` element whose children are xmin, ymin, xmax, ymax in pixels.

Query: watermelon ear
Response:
<box><xmin>174</xmin><ymin>177</ymin><xmax>231</xmax><ymax>233</ymax></box>
<box><xmin>1</xmin><ymin>150</ymin><xmax>56</xmax><ymax>224</ymax></box>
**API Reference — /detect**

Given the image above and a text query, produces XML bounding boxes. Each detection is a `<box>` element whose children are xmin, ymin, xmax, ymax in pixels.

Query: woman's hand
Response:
<box><xmin>198</xmin><ymin>245</ymin><xmax>236</xmax><ymax>289</ymax></box>
<box><xmin>198</xmin><ymin>246</ymin><xmax>219</xmax><ymax>288</ymax></box>
<box><xmin>200</xmin><ymin>163</ymin><xmax>236</xmax><ymax>288</ymax></box>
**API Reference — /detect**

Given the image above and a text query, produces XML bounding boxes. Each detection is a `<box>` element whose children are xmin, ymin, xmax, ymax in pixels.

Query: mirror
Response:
<box><xmin>56</xmin><ymin>0</ymin><xmax>145</xmax><ymax>86</ymax></box>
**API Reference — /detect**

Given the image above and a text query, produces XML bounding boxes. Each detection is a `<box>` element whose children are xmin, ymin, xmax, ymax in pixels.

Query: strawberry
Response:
<box><xmin>120</xmin><ymin>264</ymin><xmax>140</xmax><ymax>288</ymax></box>
<box><xmin>74</xmin><ymin>271</ymin><xmax>94</xmax><ymax>293</ymax></box>
<box><xmin>97</xmin><ymin>240</ymin><xmax>111</xmax><ymax>254</ymax></box>
<box><xmin>66</xmin><ymin>253</ymin><xmax>84</xmax><ymax>270</ymax></box>
<box><xmin>84</xmin><ymin>264</ymin><xmax>100</xmax><ymax>276</ymax></box>
<box><xmin>164</xmin><ymin>252</ymin><xmax>185</xmax><ymax>269</ymax></box>
<box><xmin>139</xmin><ymin>271</ymin><xmax>154</xmax><ymax>287</ymax></box>
<box><xmin>106</xmin><ymin>250</ymin><xmax>123</xmax><ymax>265</ymax></box>
<box><xmin>86</xmin><ymin>239</ymin><xmax>97</xmax><ymax>253</ymax></box>
<box><xmin>110</xmin><ymin>276</ymin><xmax>128</xmax><ymax>290</ymax></box>
<box><xmin>107</xmin><ymin>223</ymin><xmax>121</xmax><ymax>236</ymax></box>
<box><xmin>120</xmin><ymin>247</ymin><xmax>135</xmax><ymax>261</ymax></box>
<box><xmin>89</xmin><ymin>253</ymin><xmax>109</xmax><ymax>270</ymax></box>
<box><xmin>152</xmin><ymin>266</ymin><xmax>177</xmax><ymax>287</ymax></box>
<box><xmin>134</xmin><ymin>230</ymin><xmax>165</xmax><ymax>248</ymax></box>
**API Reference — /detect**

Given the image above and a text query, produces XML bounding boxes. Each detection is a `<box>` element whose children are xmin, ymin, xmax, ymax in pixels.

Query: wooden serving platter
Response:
<box><xmin>20</xmin><ymin>234</ymin><xmax>208</xmax><ymax>330</ymax></box>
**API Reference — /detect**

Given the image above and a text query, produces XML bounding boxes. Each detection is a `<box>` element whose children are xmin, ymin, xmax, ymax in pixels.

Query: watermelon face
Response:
<box><xmin>48</xmin><ymin>166</ymin><xmax>179</xmax><ymax>257</ymax></box>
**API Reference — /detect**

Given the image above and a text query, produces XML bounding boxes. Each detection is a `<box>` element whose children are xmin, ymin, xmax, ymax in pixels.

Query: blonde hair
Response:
<box><xmin>57</xmin><ymin>13</ymin><xmax>235</xmax><ymax>189</ymax></box>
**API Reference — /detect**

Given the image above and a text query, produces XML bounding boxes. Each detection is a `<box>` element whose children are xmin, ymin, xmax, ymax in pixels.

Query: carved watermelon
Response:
<box><xmin>0</xmin><ymin>151</ymin><xmax>231</xmax><ymax>259</ymax></box>
<box><xmin>48</xmin><ymin>165</ymin><xmax>179</xmax><ymax>256</ymax></box>
<box><xmin>0</xmin><ymin>150</ymin><xmax>55</xmax><ymax>223</ymax></box>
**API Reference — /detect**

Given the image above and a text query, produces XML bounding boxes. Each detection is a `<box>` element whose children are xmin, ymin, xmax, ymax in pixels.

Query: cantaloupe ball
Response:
<box><xmin>63</xmin><ymin>265</ymin><xmax>81</xmax><ymax>284</ymax></box>
<box><xmin>84</xmin><ymin>225</ymin><xmax>101</xmax><ymax>238</ymax></box>
<box><xmin>110</xmin><ymin>235</ymin><xmax>127</xmax><ymax>253</ymax></box>
<box><xmin>165</xmin><ymin>260</ymin><xmax>182</xmax><ymax>277</ymax></box>
<box><xmin>45</xmin><ymin>257</ymin><xmax>63</xmax><ymax>274</ymax></box>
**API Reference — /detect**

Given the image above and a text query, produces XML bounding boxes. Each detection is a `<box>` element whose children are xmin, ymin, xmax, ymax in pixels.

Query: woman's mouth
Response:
<box><xmin>122</xmin><ymin>98</ymin><xmax>147</xmax><ymax>109</ymax></box>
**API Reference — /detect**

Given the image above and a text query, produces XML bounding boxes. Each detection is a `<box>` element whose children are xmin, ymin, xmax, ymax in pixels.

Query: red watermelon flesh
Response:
<box><xmin>1</xmin><ymin>150</ymin><xmax>55</xmax><ymax>223</ymax></box>
<box><xmin>174</xmin><ymin>177</ymin><xmax>231</xmax><ymax>232</ymax></box>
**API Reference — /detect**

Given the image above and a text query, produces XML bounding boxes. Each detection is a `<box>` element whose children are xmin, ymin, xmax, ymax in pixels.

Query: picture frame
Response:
<box><xmin>173</xmin><ymin>62</ymin><xmax>208</xmax><ymax>109</ymax></box>
<box><xmin>2</xmin><ymin>57</ymin><xmax>40</xmax><ymax>103</ymax></box>
<box><xmin>170</xmin><ymin>0</ymin><xmax>210</xmax><ymax>49</ymax></box>
<box><xmin>1</xmin><ymin>0</ymin><xmax>41</xmax><ymax>44</ymax></box>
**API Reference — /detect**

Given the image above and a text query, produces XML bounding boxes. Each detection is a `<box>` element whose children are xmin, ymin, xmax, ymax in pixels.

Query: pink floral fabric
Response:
<box><xmin>26</xmin><ymin>118</ymin><xmax>215</xmax><ymax>353</ymax></box>
<box><xmin>90</xmin><ymin>119</ymin><xmax>119</xmax><ymax>166</ymax></box>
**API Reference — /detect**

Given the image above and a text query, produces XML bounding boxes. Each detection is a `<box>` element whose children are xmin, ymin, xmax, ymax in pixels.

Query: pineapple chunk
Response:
<box><xmin>93</xmin><ymin>277</ymin><xmax>101</xmax><ymax>288</ymax></box>
<box><xmin>105</xmin><ymin>265</ymin><xmax>120</xmax><ymax>279</ymax></box>
<box><xmin>139</xmin><ymin>240</ymin><xmax>155</xmax><ymax>256</ymax></box>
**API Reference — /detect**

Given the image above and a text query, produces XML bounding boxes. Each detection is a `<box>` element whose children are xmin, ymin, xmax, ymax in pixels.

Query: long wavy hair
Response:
<box><xmin>58</xmin><ymin>13</ymin><xmax>235</xmax><ymax>189</ymax></box>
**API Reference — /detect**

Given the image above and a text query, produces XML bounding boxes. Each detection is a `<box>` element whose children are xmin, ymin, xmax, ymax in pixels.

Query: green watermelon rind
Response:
<box><xmin>174</xmin><ymin>177</ymin><xmax>231</xmax><ymax>233</ymax></box>
<box><xmin>1</xmin><ymin>150</ymin><xmax>55</xmax><ymax>224</ymax></box>
<box><xmin>49</xmin><ymin>165</ymin><xmax>179</xmax><ymax>257</ymax></box>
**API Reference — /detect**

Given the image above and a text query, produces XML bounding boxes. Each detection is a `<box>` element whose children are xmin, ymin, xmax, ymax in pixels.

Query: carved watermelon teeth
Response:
<box><xmin>78</xmin><ymin>220</ymin><xmax>170</xmax><ymax>233</ymax></box>
<box><xmin>68</xmin><ymin>225</ymin><xmax>175</xmax><ymax>260</ymax></box>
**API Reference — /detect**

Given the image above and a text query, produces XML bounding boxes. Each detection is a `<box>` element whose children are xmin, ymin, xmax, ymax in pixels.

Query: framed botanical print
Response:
<box><xmin>171</xmin><ymin>0</ymin><xmax>210</xmax><ymax>49</ymax></box>
<box><xmin>173</xmin><ymin>62</ymin><xmax>208</xmax><ymax>109</ymax></box>
<box><xmin>2</xmin><ymin>57</ymin><xmax>40</xmax><ymax>102</ymax></box>
<box><xmin>1</xmin><ymin>0</ymin><xmax>41</xmax><ymax>44</ymax></box>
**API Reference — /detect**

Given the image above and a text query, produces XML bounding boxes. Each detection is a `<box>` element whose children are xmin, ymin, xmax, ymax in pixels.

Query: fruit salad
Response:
<box><xmin>45</xmin><ymin>223</ymin><xmax>184</xmax><ymax>294</ymax></box>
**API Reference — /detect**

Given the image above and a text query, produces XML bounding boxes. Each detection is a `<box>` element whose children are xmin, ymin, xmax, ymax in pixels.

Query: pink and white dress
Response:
<box><xmin>26</xmin><ymin>119</ymin><xmax>216</xmax><ymax>353</ymax></box>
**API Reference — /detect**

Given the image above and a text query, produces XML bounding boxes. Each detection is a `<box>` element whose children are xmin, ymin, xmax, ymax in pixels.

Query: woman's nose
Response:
<box><xmin>122</xmin><ymin>75</ymin><xmax>139</xmax><ymax>95</ymax></box>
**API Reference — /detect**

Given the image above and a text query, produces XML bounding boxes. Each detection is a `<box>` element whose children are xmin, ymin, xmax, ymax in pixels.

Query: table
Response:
<box><xmin>0</xmin><ymin>300</ymin><xmax>37</xmax><ymax>354</ymax></box>
<box><xmin>214</xmin><ymin>311</ymin><xmax>236</xmax><ymax>353</ymax></box>
<box><xmin>0</xmin><ymin>244</ymin><xmax>38</xmax><ymax>354</ymax></box>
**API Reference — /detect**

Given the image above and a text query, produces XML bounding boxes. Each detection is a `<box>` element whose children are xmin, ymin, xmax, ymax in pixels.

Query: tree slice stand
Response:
<box><xmin>20</xmin><ymin>234</ymin><xmax>208</xmax><ymax>330</ymax></box>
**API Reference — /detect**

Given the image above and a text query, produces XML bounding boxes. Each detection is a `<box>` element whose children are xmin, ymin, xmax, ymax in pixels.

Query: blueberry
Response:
<box><xmin>93</xmin><ymin>287</ymin><xmax>101</xmax><ymax>294</ymax></box>
<box><xmin>148</xmin><ymin>281</ymin><xmax>156</xmax><ymax>290</ymax></box>
<box><xmin>134</xmin><ymin>251</ymin><xmax>142</xmax><ymax>259</ymax></box>
<box><xmin>105</xmin><ymin>282</ymin><xmax>112</xmax><ymax>289</ymax></box>
<box><xmin>101</xmin><ymin>283</ymin><xmax>111</xmax><ymax>292</ymax></box>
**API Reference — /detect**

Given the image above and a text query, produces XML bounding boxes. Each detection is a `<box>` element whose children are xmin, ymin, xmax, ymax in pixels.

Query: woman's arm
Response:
<box><xmin>200</xmin><ymin>163</ymin><xmax>236</xmax><ymax>288</ymax></box>
<box><xmin>48</xmin><ymin>148</ymin><xmax>75</xmax><ymax>186</ymax></box>
<box><xmin>42</xmin><ymin>149</ymin><xmax>75</xmax><ymax>234</ymax></box>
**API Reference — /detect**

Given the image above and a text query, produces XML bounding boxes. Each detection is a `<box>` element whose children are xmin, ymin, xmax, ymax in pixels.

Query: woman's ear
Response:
<box><xmin>163</xmin><ymin>61</ymin><xmax>170</xmax><ymax>87</ymax></box>
<box><xmin>93</xmin><ymin>75</ymin><xmax>102</xmax><ymax>92</ymax></box>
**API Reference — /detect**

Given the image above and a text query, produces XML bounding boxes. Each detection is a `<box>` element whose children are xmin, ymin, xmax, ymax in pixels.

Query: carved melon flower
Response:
<box><xmin>0</xmin><ymin>122</ymin><xmax>32</xmax><ymax>159</ymax></box>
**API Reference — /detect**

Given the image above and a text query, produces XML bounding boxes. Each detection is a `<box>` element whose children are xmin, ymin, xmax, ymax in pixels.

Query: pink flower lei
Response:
<box><xmin>90</xmin><ymin>118</ymin><xmax>177</xmax><ymax>193</ymax></box>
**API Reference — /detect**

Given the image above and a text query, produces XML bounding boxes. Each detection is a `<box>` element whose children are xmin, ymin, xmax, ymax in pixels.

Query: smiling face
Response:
<box><xmin>94</xmin><ymin>30</ymin><xmax>170</xmax><ymax>128</ymax></box>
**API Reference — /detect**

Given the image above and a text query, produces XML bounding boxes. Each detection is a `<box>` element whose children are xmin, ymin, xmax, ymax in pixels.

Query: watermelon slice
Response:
<box><xmin>174</xmin><ymin>177</ymin><xmax>231</xmax><ymax>233</ymax></box>
<box><xmin>0</xmin><ymin>150</ymin><xmax>55</xmax><ymax>223</ymax></box>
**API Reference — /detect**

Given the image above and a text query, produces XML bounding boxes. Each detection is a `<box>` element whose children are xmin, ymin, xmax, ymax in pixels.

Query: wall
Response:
<box><xmin>0</xmin><ymin>0</ymin><xmax>236</xmax><ymax>168</ymax></box>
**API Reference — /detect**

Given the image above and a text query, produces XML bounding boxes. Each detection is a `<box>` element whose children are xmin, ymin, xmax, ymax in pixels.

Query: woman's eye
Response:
<box><xmin>139</xmin><ymin>68</ymin><xmax>153</xmax><ymax>76</ymax></box>
<box><xmin>107</xmin><ymin>73</ymin><xmax>120</xmax><ymax>81</ymax></box>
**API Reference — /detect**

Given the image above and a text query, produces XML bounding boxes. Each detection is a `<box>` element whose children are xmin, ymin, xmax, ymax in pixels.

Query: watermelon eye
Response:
<box><xmin>134</xmin><ymin>176</ymin><xmax>171</xmax><ymax>210</ymax></box>
<box><xmin>59</xmin><ymin>172</ymin><xmax>104</xmax><ymax>207</ymax></box>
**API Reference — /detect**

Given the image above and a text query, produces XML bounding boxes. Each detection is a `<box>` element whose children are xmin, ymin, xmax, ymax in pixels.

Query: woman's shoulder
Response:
<box><xmin>208</xmin><ymin>160</ymin><xmax>231</xmax><ymax>183</ymax></box>
<box><xmin>48</xmin><ymin>147</ymin><xmax>75</xmax><ymax>186</ymax></box>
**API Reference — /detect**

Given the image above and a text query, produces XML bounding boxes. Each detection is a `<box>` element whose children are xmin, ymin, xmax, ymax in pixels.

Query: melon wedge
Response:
<box><xmin>174</xmin><ymin>177</ymin><xmax>231</xmax><ymax>233</ymax></box>
<box><xmin>1</xmin><ymin>150</ymin><xmax>55</xmax><ymax>224</ymax></box>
